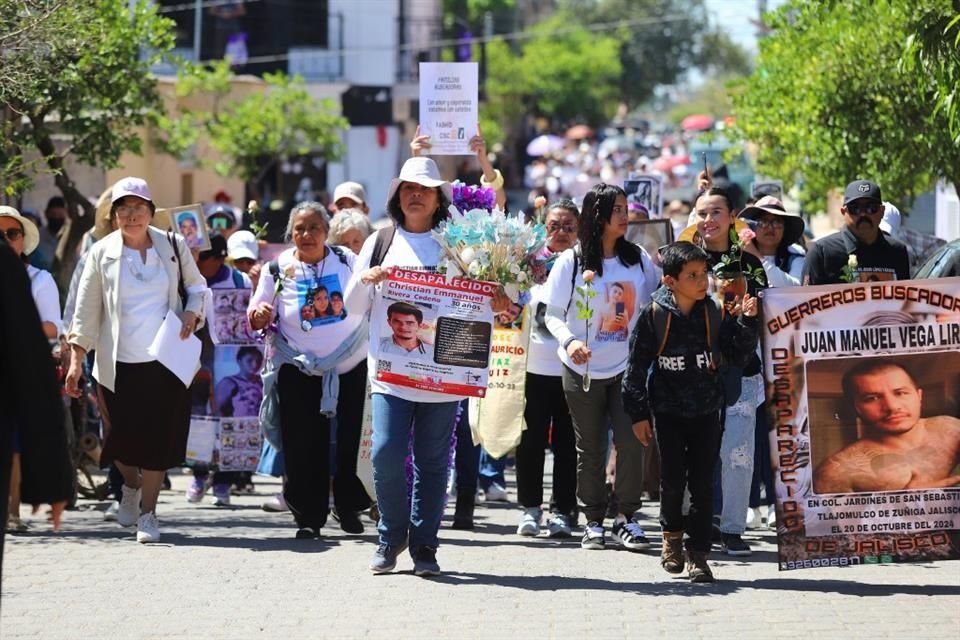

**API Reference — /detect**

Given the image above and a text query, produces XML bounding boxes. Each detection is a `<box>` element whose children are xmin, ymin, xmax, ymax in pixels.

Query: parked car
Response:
<box><xmin>915</xmin><ymin>238</ymin><xmax>960</xmax><ymax>278</ymax></box>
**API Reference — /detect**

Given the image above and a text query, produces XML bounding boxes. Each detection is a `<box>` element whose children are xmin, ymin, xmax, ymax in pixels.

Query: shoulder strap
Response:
<box><xmin>329</xmin><ymin>244</ymin><xmax>350</xmax><ymax>267</ymax></box>
<box><xmin>704</xmin><ymin>301</ymin><xmax>723</xmax><ymax>368</ymax></box>
<box><xmin>651</xmin><ymin>302</ymin><xmax>672</xmax><ymax>356</ymax></box>
<box><xmin>231</xmin><ymin>269</ymin><xmax>245</xmax><ymax>288</ymax></box>
<box><xmin>370</xmin><ymin>225</ymin><xmax>396</xmax><ymax>268</ymax></box>
<box><xmin>166</xmin><ymin>231</ymin><xmax>187</xmax><ymax>306</ymax></box>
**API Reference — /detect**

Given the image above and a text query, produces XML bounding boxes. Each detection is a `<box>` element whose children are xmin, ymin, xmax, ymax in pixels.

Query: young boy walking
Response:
<box><xmin>622</xmin><ymin>242</ymin><xmax>759</xmax><ymax>582</ymax></box>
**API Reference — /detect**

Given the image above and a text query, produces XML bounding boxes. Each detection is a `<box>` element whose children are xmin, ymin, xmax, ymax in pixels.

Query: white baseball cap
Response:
<box><xmin>111</xmin><ymin>176</ymin><xmax>153</xmax><ymax>204</ymax></box>
<box><xmin>333</xmin><ymin>181</ymin><xmax>367</xmax><ymax>206</ymax></box>
<box><xmin>227</xmin><ymin>230</ymin><xmax>259</xmax><ymax>261</ymax></box>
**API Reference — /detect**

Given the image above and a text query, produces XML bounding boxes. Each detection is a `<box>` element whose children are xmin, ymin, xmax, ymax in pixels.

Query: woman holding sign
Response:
<box><xmin>248</xmin><ymin>201</ymin><xmax>371</xmax><ymax>539</ymax></box>
<box><xmin>542</xmin><ymin>183</ymin><xmax>659</xmax><ymax>553</ymax></box>
<box><xmin>65</xmin><ymin>177</ymin><xmax>206</xmax><ymax>544</ymax></box>
<box><xmin>345</xmin><ymin>157</ymin><xmax>509</xmax><ymax>577</ymax></box>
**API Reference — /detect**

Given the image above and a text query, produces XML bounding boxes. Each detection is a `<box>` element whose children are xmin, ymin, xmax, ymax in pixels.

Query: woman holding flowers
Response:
<box><xmin>515</xmin><ymin>199</ymin><xmax>581</xmax><ymax>538</ymax></box>
<box><xmin>681</xmin><ymin>184</ymin><xmax>768</xmax><ymax>556</ymax></box>
<box><xmin>345</xmin><ymin>157</ymin><xmax>509</xmax><ymax>577</ymax></box>
<box><xmin>542</xmin><ymin>183</ymin><xmax>659</xmax><ymax>552</ymax></box>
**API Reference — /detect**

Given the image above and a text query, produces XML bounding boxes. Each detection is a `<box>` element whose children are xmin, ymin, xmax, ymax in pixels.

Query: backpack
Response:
<box><xmin>267</xmin><ymin>244</ymin><xmax>351</xmax><ymax>294</ymax></box>
<box><xmin>649</xmin><ymin>299</ymin><xmax>743</xmax><ymax>406</ymax></box>
<box><xmin>369</xmin><ymin>225</ymin><xmax>396</xmax><ymax>269</ymax></box>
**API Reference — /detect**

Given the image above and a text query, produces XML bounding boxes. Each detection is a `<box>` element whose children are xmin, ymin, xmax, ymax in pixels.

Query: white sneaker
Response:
<box><xmin>261</xmin><ymin>493</ymin><xmax>288</xmax><ymax>513</ymax></box>
<box><xmin>484</xmin><ymin>483</ymin><xmax>509</xmax><ymax>502</ymax></box>
<box><xmin>136</xmin><ymin>512</ymin><xmax>160</xmax><ymax>543</ymax></box>
<box><xmin>103</xmin><ymin>501</ymin><xmax>120</xmax><ymax>522</ymax></box>
<box><xmin>746</xmin><ymin>507</ymin><xmax>765</xmax><ymax>530</ymax></box>
<box><xmin>516</xmin><ymin>508</ymin><xmax>541</xmax><ymax>536</ymax></box>
<box><xmin>767</xmin><ymin>504</ymin><xmax>777</xmax><ymax>529</ymax></box>
<box><xmin>546</xmin><ymin>513</ymin><xmax>572</xmax><ymax>538</ymax></box>
<box><xmin>117</xmin><ymin>485</ymin><xmax>141</xmax><ymax>527</ymax></box>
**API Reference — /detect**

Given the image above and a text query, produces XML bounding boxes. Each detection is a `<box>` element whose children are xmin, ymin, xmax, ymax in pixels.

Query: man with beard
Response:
<box><xmin>802</xmin><ymin>180</ymin><xmax>909</xmax><ymax>285</ymax></box>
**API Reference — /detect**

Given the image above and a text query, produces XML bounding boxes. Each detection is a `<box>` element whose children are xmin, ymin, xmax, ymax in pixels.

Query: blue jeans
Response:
<box><xmin>714</xmin><ymin>374</ymin><xmax>761</xmax><ymax>534</ymax></box>
<box><xmin>478</xmin><ymin>449</ymin><xmax>506</xmax><ymax>491</ymax></box>
<box><xmin>454</xmin><ymin>401</ymin><xmax>480</xmax><ymax>497</ymax></box>
<box><xmin>371</xmin><ymin>394</ymin><xmax>459</xmax><ymax>550</ymax></box>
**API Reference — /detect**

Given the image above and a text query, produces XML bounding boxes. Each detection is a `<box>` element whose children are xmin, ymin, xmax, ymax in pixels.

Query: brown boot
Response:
<box><xmin>685</xmin><ymin>550</ymin><xmax>715</xmax><ymax>583</ymax></box>
<box><xmin>660</xmin><ymin>530</ymin><xmax>684</xmax><ymax>574</ymax></box>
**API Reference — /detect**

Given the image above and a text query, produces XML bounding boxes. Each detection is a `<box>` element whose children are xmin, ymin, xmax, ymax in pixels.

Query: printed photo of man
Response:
<box><xmin>379</xmin><ymin>301</ymin><xmax>434</xmax><ymax>360</ymax></box>
<box><xmin>813</xmin><ymin>359</ymin><xmax>960</xmax><ymax>493</ymax></box>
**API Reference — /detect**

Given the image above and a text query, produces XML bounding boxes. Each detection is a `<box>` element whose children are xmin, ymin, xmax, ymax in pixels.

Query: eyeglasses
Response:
<box><xmin>1</xmin><ymin>228</ymin><xmax>24</xmax><ymax>241</ymax></box>
<box><xmin>846</xmin><ymin>203</ymin><xmax>881</xmax><ymax>216</ymax></box>
<box><xmin>546</xmin><ymin>223</ymin><xmax>576</xmax><ymax>234</ymax></box>
<box><xmin>293</xmin><ymin>224</ymin><xmax>326</xmax><ymax>236</ymax></box>
<box><xmin>115</xmin><ymin>203</ymin><xmax>151</xmax><ymax>219</ymax></box>
<box><xmin>756</xmin><ymin>218</ymin><xmax>784</xmax><ymax>229</ymax></box>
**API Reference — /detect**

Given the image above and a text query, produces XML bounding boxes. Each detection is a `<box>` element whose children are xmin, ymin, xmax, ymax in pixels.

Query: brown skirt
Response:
<box><xmin>99</xmin><ymin>361</ymin><xmax>191</xmax><ymax>471</ymax></box>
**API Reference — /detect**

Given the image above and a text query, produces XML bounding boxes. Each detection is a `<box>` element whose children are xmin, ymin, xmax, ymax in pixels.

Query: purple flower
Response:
<box><xmin>451</xmin><ymin>180</ymin><xmax>496</xmax><ymax>213</ymax></box>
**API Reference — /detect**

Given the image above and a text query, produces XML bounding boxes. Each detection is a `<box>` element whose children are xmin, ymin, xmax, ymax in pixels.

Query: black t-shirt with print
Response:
<box><xmin>802</xmin><ymin>227</ymin><xmax>910</xmax><ymax>285</ymax></box>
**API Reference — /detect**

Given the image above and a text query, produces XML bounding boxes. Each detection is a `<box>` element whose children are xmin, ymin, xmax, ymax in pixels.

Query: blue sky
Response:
<box><xmin>706</xmin><ymin>0</ymin><xmax>788</xmax><ymax>53</ymax></box>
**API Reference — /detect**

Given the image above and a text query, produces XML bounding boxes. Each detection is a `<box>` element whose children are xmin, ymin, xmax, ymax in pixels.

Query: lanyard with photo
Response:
<box><xmin>299</xmin><ymin>253</ymin><xmax>327</xmax><ymax>332</ymax></box>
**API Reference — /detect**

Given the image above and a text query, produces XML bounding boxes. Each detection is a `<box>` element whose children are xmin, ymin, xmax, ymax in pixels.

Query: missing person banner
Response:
<box><xmin>469</xmin><ymin>305</ymin><xmax>531</xmax><ymax>458</ymax></box>
<box><xmin>762</xmin><ymin>278</ymin><xmax>960</xmax><ymax>571</ymax></box>
<box><xmin>419</xmin><ymin>62</ymin><xmax>478</xmax><ymax>155</ymax></box>
<box><xmin>374</xmin><ymin>269</ymin><xmax>496</xmax><ymax>397</ymax></box>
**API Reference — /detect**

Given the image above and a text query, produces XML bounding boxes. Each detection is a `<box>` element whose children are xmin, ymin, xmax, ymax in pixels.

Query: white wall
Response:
<box><xmin>330</xmin><ymin>0</ymin><xmax>399</xmax><ymax>86</ymax></box>
<box><xmin>935</xmin><ymin>181</ymin><xmax>960</xmax><ymax>241</ymax></box>
<box><xmin>327</xmin><ymin>126</ymin><xmax>402</xmax><ymax>221</ymax></box>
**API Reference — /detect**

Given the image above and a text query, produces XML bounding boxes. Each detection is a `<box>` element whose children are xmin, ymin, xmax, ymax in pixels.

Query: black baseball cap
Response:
<box><xmin>199</xmin><ymin>232</ymin><xmax>228</xmax><ymax>261</ymax></box>
<box><xmin>843</xmin><ymin>180</ymin><xmax>882</xmax><ymax>206</ymax></box>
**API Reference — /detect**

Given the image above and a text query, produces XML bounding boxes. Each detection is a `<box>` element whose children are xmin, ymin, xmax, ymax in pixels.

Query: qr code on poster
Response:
<box><xmin>377</xmin><ymin>360</ymin><xmax>392</xmax><ymax>373</ymax></box>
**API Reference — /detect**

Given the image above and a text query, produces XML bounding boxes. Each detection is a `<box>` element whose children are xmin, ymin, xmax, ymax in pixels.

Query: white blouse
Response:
<box><xmin>116</xmin><ymin>247</ymin><xmax>170</xmax><ymax>363</ymax></box>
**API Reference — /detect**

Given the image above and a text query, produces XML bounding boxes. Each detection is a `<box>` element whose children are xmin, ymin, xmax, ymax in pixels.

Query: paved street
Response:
<box><xmin>3</xmin><ymin>469</ymin><xmax>959</xmax><ymax>639</ymax></box>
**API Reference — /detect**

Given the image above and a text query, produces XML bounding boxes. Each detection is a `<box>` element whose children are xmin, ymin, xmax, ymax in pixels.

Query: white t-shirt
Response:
<box><xmin>249</xmin><ymin>246</ymin><xmax>366</xmax><ymax>375</ymax></box>
<box><xmin>543</xmin><ymin>248</ymin><xmax>657</xmax><ymax>379</ymax></box>
<box><xmin>27</xmin><ymin>264</ymin><xmax>62</xmax><ymax>335</ymax></box>
<box><xmin>526</xmin><ymin>281</ymin><xmax>562</xmax><ymax>377</ymax></box>
<box><xmin>345</xmin><ymin>226</ymin><xmax>462</xmax><ymax>403</ymax></box>
<box><xmin>117</xmin><ymin>247</ymin><xmax>170</xmax><ymax>363</ymax></box>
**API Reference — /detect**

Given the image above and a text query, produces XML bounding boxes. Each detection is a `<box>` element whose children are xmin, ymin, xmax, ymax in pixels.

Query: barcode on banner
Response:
<box><xmin>377</xmin><ymin>360</ymin><xmax>392</xmax><ymax>373</ymax></box>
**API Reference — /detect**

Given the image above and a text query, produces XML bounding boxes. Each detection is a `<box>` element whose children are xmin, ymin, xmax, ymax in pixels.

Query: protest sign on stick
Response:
<box><xmin>419</xmin><ymin>62</ymin><xmax>478</xmax><ymax>155</ymax></box>
<box><xmin>762</xmin><ymin>278</ymin><xmax>960</xmax><ymax>570</ymax></box>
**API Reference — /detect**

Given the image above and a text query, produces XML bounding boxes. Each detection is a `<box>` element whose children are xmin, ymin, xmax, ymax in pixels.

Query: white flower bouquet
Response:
<box><xmin>432</xmin><ymin>206</ymin><xmax>548</xmax><ymax>301</ymax></box>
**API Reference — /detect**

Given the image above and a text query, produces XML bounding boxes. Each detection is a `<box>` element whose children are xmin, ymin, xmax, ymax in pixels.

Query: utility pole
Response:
<box><xmin>193</xmin><ymin>0</ymin><xmax>202</xmax><ymax>62</ymax></box>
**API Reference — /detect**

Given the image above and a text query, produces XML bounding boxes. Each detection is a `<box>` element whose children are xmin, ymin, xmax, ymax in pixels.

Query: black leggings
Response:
<box><xmin>278</xmin><ymin>360</ymin><xmax>370</xmax><ymax>529</ymax></box>
<box><xmin>516</xmin><ymin>372</ymin><xmax>577</xmax><ymax>516</ymax></box>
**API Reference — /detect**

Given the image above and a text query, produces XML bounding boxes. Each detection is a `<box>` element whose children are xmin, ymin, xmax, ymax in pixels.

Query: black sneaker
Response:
<box><xmin>336</xmin><ymin>510</ymin><xmax>364</xmax><ymax>535</ymax></box>
<box><xmin>412</xmin><ymin>546</ymin><xmax>441</xmax><ymax>577</ymax></box>
<box><xmin>612</xmin><ymin>519</ymin><xmax>651</xmax><ymax>551</ymax></box>
<box><xmin>720</xmin><ymin>533</ymin><xmax>752</xmax><ymax>556</ymax></box>
<box><xmin>295</xmin><ymin>527</ymin><xmax>320</xmax><ymax>540</ymax></box>
<box><xmin>580</xmin><ymin>521</ymin><xmax>606</xmax><ymax>550</ymax></box>
<box><xmin>370</xmin><ymin>540</ymin><xmax>408</xmax><ymax>574</ymax></box>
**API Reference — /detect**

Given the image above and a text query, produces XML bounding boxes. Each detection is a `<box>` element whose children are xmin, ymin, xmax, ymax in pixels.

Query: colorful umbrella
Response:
<box><xmin>525</xmin><ymin>134</ymin><xmax>565</xmax><ymax>157</ymax></box>
<box><xmin>680</xmin><ymin>114</ymin><xmax>714</xmax><ymax>131</ymax></box>
<box><xmin>565</xmin><ymin>124</ymin><xmax>595</xmax><ymax>140</ymax></box>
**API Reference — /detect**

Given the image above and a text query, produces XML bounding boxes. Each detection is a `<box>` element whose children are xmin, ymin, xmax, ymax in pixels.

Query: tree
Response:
<box><xmin>901</xmin><ymin>3</ymin><xmax>960</xmax><ymax>145</ymax></box>
<box><xmin>732</xmin><ymin>0</ymin><xmax>960</xmax><ymax>212</ymax></box>
<box><xmin>0</xmin><ymin>0</ymin><xmax>176</xmax><ymax>284</ymax></box>
<box><xmin>155</xmin><ymin>61</ymin><xmax>348</xmax><ymax>236</ymax></box>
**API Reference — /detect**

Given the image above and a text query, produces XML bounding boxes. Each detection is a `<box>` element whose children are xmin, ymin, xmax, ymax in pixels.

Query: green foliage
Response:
<box><xmin>667</xmin><ymin>76</ymin><xmax>743</xmax><ymax>124</ymax></box>
<box><xmin>732</xmin><ymin>0</ymin><xmax>960</xmax><ymax>211</ymax></box>
<box><xmin>574</xmin><ymin>283</ymin><xmax>597</xmax><ymax>324</ymax></box>
<box><xmin>484</xmin><ymin>13</ymin><xmax>622</xmax><ymax>134</ymax></box>
<box><xmin>156</xmin><ymin>61</ymin><xmax>348</xmax><ymax>184</ymax></box>
<box><xmin>0</xmin><ymin>0</ymin><xmax>175</xmax><ymax>195</ymax></box>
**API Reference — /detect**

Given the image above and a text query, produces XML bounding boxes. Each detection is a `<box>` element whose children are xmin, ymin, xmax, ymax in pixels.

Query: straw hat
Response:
<box><xmin>0</xmin><ymin>205</ymin><xmax>40</xmax><ymax>254</ymax></box>
<box><xmin>677</xmin><ymin>216</ymin><xmax>750</xmax><ymax>244</ymax></box>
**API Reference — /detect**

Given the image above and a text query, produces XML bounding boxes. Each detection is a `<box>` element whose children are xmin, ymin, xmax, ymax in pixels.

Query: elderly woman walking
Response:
<box><xmin>65</xmin><ymin>177</ymin><xmax>206</xmax><ymax>543</ymax></box>
<box><xmin>248</xmin><ymin>201</ymin><xmax>371</xmax><ymax>538</ymax></box>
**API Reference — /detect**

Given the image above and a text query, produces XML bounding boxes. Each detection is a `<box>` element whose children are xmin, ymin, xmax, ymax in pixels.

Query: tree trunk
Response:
<box><xmin>31</xmin><ymin>122</ymin><xmax>95</xmax><ymax>291</ymax></box>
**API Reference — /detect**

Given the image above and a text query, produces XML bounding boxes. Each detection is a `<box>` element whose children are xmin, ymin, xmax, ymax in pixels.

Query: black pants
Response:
<box><xmin>454</xmin><ymin>400</ymin><xmax>479</xmax><ymax>496</ymax></box>
<box><xmin>278</xmin><ymin>360</ymin><xmax>370</xmax><ymax>529</ymax></box>
<box><xmin>654</xmin><ymin>411</ymin><xmax>722</xmax><ymax>553</ymax></box>
<box><xmin>750</xmin><ymin>402</ymin><xmax>775</xmax><ymax>508</ymax></box>
<box><xmin>517</xmin><ymin>373</ymin><xmax>577</xmax><ymax>516</ymax></box>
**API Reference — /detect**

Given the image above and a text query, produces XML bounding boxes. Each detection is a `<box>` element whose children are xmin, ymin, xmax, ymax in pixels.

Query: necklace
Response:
<box><xmin>298</xmin><ymin>247</ymin><xmax>328</xmax><ymax>332</ymax></box>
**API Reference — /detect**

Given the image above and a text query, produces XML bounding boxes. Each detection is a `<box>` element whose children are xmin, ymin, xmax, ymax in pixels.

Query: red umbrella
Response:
<box><xmin>653</xmin><ymin>154</ymin><xmax>690</xmax><ymax>172</ymax></box>
<box><xmin>565</xmin><ymin>124</ymin><xmax>595</xmax><ymax>140</ymax></box>
<box><xmin>681</xmin><ymin>114</ymin><xmax>714</xmax><ymax>131</ymax></box>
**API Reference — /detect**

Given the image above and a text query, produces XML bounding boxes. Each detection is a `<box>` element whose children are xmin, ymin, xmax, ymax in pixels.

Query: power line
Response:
<box><xmin>156</xmin><ymin>0</ymin><xmax>263</xmax><ymax>14</ymax></box>
<box><xmin>193</xmin><ymin>13</ymin><xmax>693</xmax><ymax>65</ymax></box>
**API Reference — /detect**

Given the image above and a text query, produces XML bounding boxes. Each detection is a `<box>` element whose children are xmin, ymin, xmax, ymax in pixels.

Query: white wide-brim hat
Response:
<box><xmin>0</xmin><ymin>205</ymin><xmax>40</xmax><ymax>255</ymax></box>
<box><xmin>385</xmin><ymin>157</ymin><xmax>453</xmax><ymax>207</ymax></box>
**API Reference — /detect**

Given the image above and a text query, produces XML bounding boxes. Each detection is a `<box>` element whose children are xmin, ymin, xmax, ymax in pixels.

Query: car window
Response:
<box><xmin>915</xmin><ymin>241</ymin><xmax>960</xmax><ymax>278</ymax></box>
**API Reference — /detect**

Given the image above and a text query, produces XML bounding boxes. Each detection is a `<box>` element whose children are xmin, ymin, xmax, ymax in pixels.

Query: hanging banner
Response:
<box><xmin>762</xmin><ymin>278</ymin><xmax>960</xmax><ymax>571</ymax></box>
<box><xmin>469</xmin><ymin>304</ymin><xmax>530</xmax><ymax>457</ymax></box>
<box><xmin>373</xmin><ymin>269</ymin><xmax>495</xmax><ymax>397</ymax></box>
<box><xmin>418</xmin><ymin>62</ymin><xmax>478</xmax><ymax>155</ymax></box>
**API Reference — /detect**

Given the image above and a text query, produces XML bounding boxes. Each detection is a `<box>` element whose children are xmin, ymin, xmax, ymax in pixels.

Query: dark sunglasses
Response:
<box><xmin>846</xmin><ymin>202</ymin><xmax>881</xmax><ymax>216</ymax></box>
<box><xmin>1</xmin><ymin>228</ymin><xmax>24</xmax><ymax>241</ymax></box>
